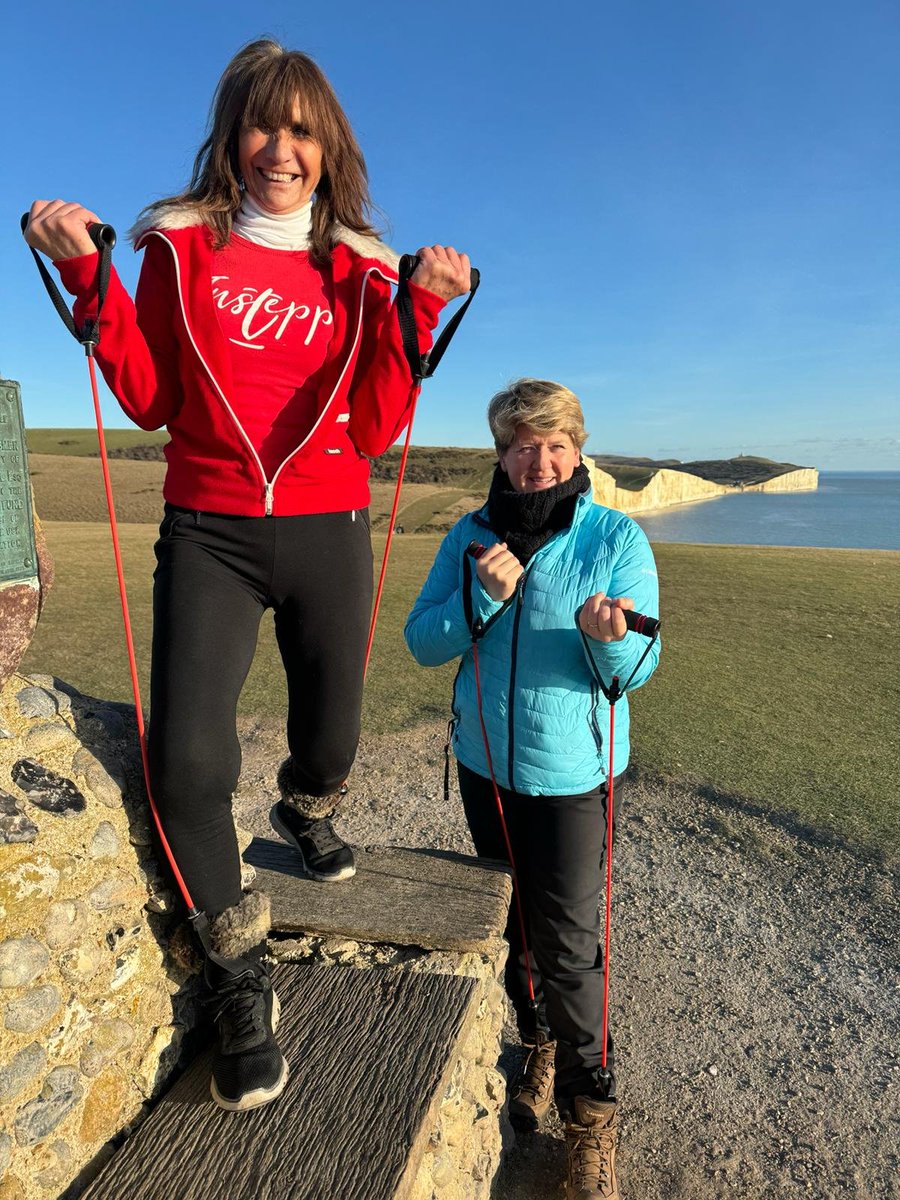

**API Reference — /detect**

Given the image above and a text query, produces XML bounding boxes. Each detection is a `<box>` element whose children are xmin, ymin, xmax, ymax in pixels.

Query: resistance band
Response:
<box><xmin>463</xmin><ymin>538</ymin><xmax>660</xmax><ymax>1056</ymax></box>
<box><xmin>363</xmin><ymin>254</ymin><xmax>480</xmax><ymax>676</ymax></box>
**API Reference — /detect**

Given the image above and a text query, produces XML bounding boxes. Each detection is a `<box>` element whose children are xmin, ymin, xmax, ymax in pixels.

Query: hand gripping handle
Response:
<box><xmin>20</xmin><ymin>214</ymin><xmax>117</xmax><ymax>353</ymax></box>
<box><xmin>396</xmin><ymin>253</ymin><xmax>480</xmax><ymax>381</ymax></box>
<box><xmin>398</xmin><ymin>253</ymin><xmax>481</xmax><ymax>292</ymax></box>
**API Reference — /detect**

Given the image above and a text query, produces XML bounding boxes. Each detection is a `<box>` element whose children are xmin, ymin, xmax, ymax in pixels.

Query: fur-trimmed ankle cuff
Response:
<box><xmin>277</xmin><ymin>759</ymin><xmax>348</xmax><ymax>820</ymax></box>
<box><xmin>166</xmin><ymin>890</ymin><xmax>271</xmax><ymax>974</ymax></box>
<box><xmin>208</xmin><ymin>891</ymin><xmax>271</xmax><ymax>960</ymax></box>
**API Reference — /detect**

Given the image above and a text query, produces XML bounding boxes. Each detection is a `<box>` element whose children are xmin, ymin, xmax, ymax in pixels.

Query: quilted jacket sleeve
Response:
<box><xmin>581</xmin><ymin>518</ymin><xmax>661</xmax><ymax>692</ymax></box>
<box><xmin>405</xmin><ymin>519</ymin><xmax>504</xmax><ymax>667</ymax></box>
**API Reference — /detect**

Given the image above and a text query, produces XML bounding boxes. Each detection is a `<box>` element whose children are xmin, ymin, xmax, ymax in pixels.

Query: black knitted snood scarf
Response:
<box><xmin>486</xmin><ymin>462</ymin><xmax>592</xmax><ymax>564</ymax></box>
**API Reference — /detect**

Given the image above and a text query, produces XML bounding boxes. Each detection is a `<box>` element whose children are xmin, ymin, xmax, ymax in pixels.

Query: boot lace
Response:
<box><xmin>306</xmin><ymin>819</ymin><xmax>345</xmax><ymax>855</ymax></box>
<box><xmin>206</xmin><ymin>969</ymin><xmax>268</xmax><ymax>1041</ymax></box>
<box><xmin>568</xmin><ymin>1123</ymin><xmax>617</xmax><ymax>1192</ymax></box>
<box><xmin>516</xmin><ymin>1041</ymin><xmax>556</xmax><ymax>1102</ymax></box>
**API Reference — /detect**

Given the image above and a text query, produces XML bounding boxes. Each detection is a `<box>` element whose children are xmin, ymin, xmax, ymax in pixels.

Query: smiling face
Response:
<box><xmin>238</xmin><ymin>99</ymin><xmax>323</xmax><ymax>215</ymax></box>
<box><xmin>499</xmin><ymin>426</ymin><xmax>581</xmax><ymax>493</ymax></box>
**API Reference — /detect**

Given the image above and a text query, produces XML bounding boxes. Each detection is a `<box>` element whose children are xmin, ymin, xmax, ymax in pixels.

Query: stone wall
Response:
<box><xmin>2</xmin><ymin>671</ymin><xmax>514</xmax><ymax>1200</ymax></box>
<box><xmin>0</xmin><ymin>672</ymin><xmax>207</xmax><ymax>1200</ymax></box>
<box><xmin>270</xmin><ymin>934</ymin><xmax>512</xmax><ymax>1200</ymax></box>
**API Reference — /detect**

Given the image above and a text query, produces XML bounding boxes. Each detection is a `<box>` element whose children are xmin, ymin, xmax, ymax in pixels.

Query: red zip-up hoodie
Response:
<box><xmin>56</xmin><ymin>210</ymin><xmax>445</xmax><ymax>516</ymax></box>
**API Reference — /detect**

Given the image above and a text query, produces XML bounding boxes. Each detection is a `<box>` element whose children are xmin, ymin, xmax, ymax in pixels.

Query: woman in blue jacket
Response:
<box><xmin>405</xmin><ymin>379</ymin><xmax>660</xmax><ymax>1200</ymax></box>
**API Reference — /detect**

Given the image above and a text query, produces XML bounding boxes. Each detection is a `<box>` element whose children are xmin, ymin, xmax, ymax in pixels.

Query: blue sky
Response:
<box><xmin>2</xmin><ymin>0</ymin><xmax>897</xmax><ymax>469</ymax></box>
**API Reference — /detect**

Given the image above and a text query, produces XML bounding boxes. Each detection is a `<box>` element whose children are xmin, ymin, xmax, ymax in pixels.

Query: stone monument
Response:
<box><xmin>0</xmin><ymin>379</ymin><xmax>53</xmax><ymax>689</ymax></box>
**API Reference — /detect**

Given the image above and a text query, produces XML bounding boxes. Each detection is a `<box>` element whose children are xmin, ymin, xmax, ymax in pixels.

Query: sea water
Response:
<box><xmin>633</xmin><ymin>472</ymin><xmax>900</xmax><ymax>551</ymax></box>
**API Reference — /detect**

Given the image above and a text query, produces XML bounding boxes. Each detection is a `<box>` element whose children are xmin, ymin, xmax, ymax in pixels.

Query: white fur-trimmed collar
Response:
<box><xmin>129</xmin><ymin>203</ymin><xmax>399</xmax><ymax>272</ymax></box>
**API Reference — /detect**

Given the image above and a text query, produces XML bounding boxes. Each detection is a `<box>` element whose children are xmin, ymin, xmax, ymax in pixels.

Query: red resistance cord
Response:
<box><xmin>86</xmin><ymin>357</ymin><xmax>197</xmax><ymax>913</ymax></box>
<box><xmin>363</xmin><ymin>383</ymin><xmax>422</xmax><ymax>679</ymax></box>
<box><xmin>600</xmin><ymin>690</ymin><xmax>617</xmax><ymax>1070</ymax></box>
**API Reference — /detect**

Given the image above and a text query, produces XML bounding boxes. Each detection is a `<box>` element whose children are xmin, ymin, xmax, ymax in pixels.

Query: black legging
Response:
<box><xmin>148</xmin><ymin>505</ymin><xmax>373</xmax><ymax>916</ymax></box>
<box><xmin>458</xmin><ymin>761</ymin><xmax>624</xmax><ymax>1104</ymax></box>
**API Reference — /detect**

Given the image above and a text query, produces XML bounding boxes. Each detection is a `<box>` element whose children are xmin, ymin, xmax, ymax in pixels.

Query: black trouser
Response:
<box><xmin>458</xmin><ymin>761</ymin><xmax>624</xmax><ymax>1105</ymax></box>
<box><xmin>148</xmin><ymin>505</ymin><xmax>373</xmax><ymax>916</ymax></box>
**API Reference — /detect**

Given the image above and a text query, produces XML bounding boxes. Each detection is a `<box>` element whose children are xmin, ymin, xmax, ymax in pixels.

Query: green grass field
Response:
<box><xmin>27</xmin><ymin>429</ymin><xmax>169</xmax><ymax>456</ymax></box>
<box><xmin>22</xmin><ymin>521</ymin><xmax>900</xmax><ymax>865</ymax></box>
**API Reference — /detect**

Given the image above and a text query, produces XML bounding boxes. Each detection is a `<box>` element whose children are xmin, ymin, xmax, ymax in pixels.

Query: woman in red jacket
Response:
<box><xmin>24</xmin><ymin>38</ymin><xmax>470</xmax><ymax>1112</ymax></box>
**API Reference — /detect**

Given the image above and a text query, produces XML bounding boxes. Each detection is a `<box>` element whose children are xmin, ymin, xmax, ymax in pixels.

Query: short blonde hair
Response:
<box><xmin>487</xmin><ymin>378</ymin><xmax>588</xmax><ymax>453</ymax></box>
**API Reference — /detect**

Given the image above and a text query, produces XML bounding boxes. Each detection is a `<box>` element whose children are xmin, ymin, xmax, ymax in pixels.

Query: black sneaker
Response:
<box><xmin>204</xmin><ymin>956</ymin><xmax>288</xmax><ymax>1111</ymax></box>
<box><xmin>269</xmin><ymin>802</ymin><xmax>356</xmax><ymax>882</ymax></box>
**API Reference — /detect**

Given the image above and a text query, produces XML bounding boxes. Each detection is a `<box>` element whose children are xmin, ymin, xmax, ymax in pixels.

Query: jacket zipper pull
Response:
<box><xmin>264</xmin><ymin>483</ymin><xmax>274</xmax><ymax>516</ymax></box>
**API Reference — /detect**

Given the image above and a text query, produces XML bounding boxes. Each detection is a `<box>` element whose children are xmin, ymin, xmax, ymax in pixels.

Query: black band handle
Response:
<box><xmin>20</xmin><ymin>212</ymin><xmax>117</xmax><ymax>355</ymax></box>
<box><xmin>466</xmin><ymin>540</ymin><xmax>661</xmax><ymax>637</ymax></box>
<box><xmin>396</xmin><ymin>253</ymin><xmax>480</xmax><ymax>382</ymax></box>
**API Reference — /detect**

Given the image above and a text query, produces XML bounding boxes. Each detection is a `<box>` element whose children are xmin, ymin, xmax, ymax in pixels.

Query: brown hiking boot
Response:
<box><xmin>508</xmin><ymin>1038</ymin><xmax>557</xmax><ymax>1129</ymax></box>
<box><xmin>564</xmin><ymin>1096</ymin><xmax>619</xmax><ymax>1199</ymax></box>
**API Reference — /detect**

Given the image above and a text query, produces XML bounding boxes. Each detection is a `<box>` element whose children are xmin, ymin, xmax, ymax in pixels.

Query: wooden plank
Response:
<box><xmin>83</xmin><ymin>964</ymin><xmax>477</xmax><ymax>1200</ymax></box>
<box><xmin>246</xmin><ymin>841</ymin><xmax>512</xmax><ymax>951</ymax></box>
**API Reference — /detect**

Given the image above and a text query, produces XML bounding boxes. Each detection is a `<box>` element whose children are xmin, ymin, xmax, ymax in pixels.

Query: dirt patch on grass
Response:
<box><xmin>233</xmin><ymin>717</ymin><xmax>898</xmax><ymax>1200</ymax></box>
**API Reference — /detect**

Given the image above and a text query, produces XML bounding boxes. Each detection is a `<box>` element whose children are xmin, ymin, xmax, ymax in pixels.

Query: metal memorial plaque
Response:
<box><xmin>0</xmin><ymin>380</ymin><xmax>37</xmax><ymax>585</ymax></box>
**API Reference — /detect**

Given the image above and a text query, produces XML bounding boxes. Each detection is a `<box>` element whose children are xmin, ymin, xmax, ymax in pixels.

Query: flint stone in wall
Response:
<box><xmin>44</xmin><ymin>899</ymin><xmax>90</xmax><ymax>950</ymax></box>
<box><xmin>32</xmin><ymin>1140</ymin><xmax>74</xmax><ymax>1190</ymax></box>
<box><xmin>14</xmin><ymin>1066</ymin><xmax>84</xmax><ymax>1147</ymax></box>
<box><xmin>25</xmin><ymin>722</ymin><xmax>74</xmax><ymax>754</ymax></box>
<box><xmin>16</xmin><ymin>689</ymin><xmax>53</xmax><ymax>719</ymax></box>
<box><xmin>59</xmin><ymin>941</ymin><xmax>105</xmax><ymax>985</ymax></box>
<box><xmin>0</xmin><ymin>1132</ymin><xmax>11</xmax><ymax>1175</ymax></box>
<box><xmin>11</xmin><ymin>759</ymin><xmax>86</xmax><ymax>816</ymax></box>
<box><xmin>89</xmin><ymin>821</ymin><xmax>121</xmax><ymax>859</ymax></box>
<box><xmin>72</xmin><ymin>748</ymin><xmax>125</xmax><ymax>808</ymax></box>
<box><xmin>105</xmin><ymin>922</ymin><xmax>143</xmax><ymax>952</ymax></box>
<box><xmin>88</xmin><ymin>876</ymin><xmax>144</xmax><ymax>911</ymax></box>
<box><xmin>0</xmin><ymin>938</ymin><xmax>49</xmax><ymax>988</ymax></box>
<box><xmin>0</xmin><ymin>1042</ymin><xmax>48</xmax><ymax>1102</ymax></box>
<box><xmin>0</xmin><ymin>790</ymin><xmax>37</xmax><ymax>844</ymax></box>
<box><xmin>45</xmin><ymin>999</ymin><xmax>91</xmax><ymax>1060</ymax></box>
<box><xmin>16</xmin><ymin>686</ymin><xmax>71</xmax><ymax>720</ymax></box>
<box><xmin>85</xmin><ymin>707</ymin><xmax>126</xmax><ymax>740</ymax></box>
<box><xmin>110</xmin><ymin>945</ymin><xmax>143</xmax><ymax>991</ymax></box>
<box><xmin>4</xmin><ymin>984</ymin><xmax>61</xmax><ymax>1034</ymax></box>
<box><xmin>80</xmin><ymin>1019</ymin><xmax>136</xmax><ymax>1077</ymax></box>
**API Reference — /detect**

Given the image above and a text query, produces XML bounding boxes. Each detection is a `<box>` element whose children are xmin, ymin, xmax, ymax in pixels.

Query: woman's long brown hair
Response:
<box><xmin>136</xmin><ymin>38</ymin><xmax>377</xmax><ymax>264</ymax></box>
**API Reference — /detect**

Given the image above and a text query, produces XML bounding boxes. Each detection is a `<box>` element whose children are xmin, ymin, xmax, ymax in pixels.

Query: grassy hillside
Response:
<box><xmin>21</xmin><ymin>521</ymin><xmax>900</xmax><ymax>865</ymax></box>
<box><xmin>27</xmin><ymin>432</ymin><xmax>810</xmax><ymax>490</ymax></box>
<box><xmin>26</xmin><ymin>429</ymin><xmax>169</xmax><ymax>457</ymax></box>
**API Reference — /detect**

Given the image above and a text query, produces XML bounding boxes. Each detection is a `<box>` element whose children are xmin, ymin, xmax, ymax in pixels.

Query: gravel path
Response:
<box><xmin>234</xmin><ymin>718</ymin><xmax>899</xmax><ymax>1200</ymax></box>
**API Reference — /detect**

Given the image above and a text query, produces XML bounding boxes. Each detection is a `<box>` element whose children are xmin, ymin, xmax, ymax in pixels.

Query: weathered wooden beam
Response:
<box><xmin>82</xmin><ymin>963</ymin><xmax>478</xmax><ymax>1200</ymax></box>
<box><xmin>246</xmin><ymin>840</ymin><xmax>512</xmax><ymax>952</ymax></box>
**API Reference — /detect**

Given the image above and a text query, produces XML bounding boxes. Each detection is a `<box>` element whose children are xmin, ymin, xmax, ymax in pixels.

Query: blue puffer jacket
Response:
<box><xmin>404</xmin><ymin>492</ymin><xmax>661</xmax><ymax>795</ymax></box>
